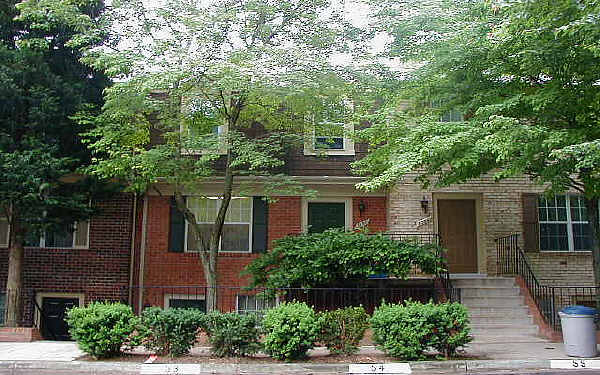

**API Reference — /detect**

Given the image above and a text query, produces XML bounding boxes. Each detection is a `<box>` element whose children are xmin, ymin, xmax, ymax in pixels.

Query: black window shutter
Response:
<box><xmin>252</xmin><ymin>197</ymin><xmax>268</xmax><ymax>253</ymax></box>
<box><xmin>522</xmin><ymin>193</ymin><xmax>540</xmax><ymax>252</ymax></box>
<box><xmin>169</xmin><ymin>197</ymin><xmax>185</xmax><ymax>253</ymax></box>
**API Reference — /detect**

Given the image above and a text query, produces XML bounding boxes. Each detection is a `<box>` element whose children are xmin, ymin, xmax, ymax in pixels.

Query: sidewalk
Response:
<box><xmin>0</xmin><ymin>340</ymin><xmax>598</xmax><ymax>374</ymax></box>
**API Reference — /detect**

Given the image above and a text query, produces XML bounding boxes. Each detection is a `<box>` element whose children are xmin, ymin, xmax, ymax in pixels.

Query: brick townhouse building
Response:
<box><xmin>131</xmin><ymin>137</ymin><xmax>389</xmax><ymax>314</ymax></box>
<box><xmin>1</xmin><ymin>119</ymin><xmax>596</xmax><ymax>340</ymax></box>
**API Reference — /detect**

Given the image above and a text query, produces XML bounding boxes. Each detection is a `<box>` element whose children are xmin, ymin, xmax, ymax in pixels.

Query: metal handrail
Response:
<box><xmin>496</xmin><ymin>233</ymin><xmax>598</xmax><ymax>330</ymax></box>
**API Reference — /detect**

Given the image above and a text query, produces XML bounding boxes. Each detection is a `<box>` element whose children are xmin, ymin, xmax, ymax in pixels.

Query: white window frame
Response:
<box><xmin>301</xmin><ymin>197</ymin><xmax>352</xmax><ymax>232</ymax></box>
<box><xmin>184</xmin><ymin>197</ymin><xmax>253</xmax><ymax>253</ymax></box>
<box><xmin>164</xmin><ymin>293</ymin><xmax>206</xmax><ymax>310</ymax></box>
<box><xmin>538</xmin><ymin>194</ymin><xmax>592</xmax><ymax>252</ymax></box>
<box><xmin>25</xmin><ymin>221</ymin><xmax>90</xmax><ymax>249</ymax></box>
<box><xmin>303</xmin><ymin>122</ymin><xmax>355</xmax><ymax>156</ymax></box>
<box><xmin>236</xmin><ymin>294</ymin><xmax>277</xmax><ymax>315</ymax></box>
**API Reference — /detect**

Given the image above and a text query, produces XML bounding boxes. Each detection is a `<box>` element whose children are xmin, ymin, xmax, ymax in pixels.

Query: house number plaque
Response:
<box><xmin>348</xmin><ymin>363</ymin><xmax>412</xmax><ymax>374</ymax></box>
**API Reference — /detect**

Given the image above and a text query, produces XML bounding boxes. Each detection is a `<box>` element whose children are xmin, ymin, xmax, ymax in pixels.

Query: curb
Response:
<box><xmin>0</xmin><ymin>359</ymin><xmax>552</xmax><ymax>374</ymax></box>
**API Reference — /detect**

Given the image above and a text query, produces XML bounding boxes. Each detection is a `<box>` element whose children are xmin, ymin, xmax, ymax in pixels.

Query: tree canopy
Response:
<box><xmin>79</xmin><ymin>0</ymin><xmax>380</xmax><ymax>309</ymax></box>
<box><xmin>0</xmin><ymin>0</ymin><xmax>110</xmax><ymax>326</ymax></box>
<box><xmin>353</xmin><ymin>0</ymin><xmax>600</xmax><ymax>287</ymax></box>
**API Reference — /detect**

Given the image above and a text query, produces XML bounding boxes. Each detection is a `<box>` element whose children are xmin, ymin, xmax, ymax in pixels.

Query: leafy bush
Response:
<box><xmin>427</xmin><ymin>302</ymin><xmax>472</xmax><ymax>357</ymax></box>
<box><xmin>262</xmin><ymin>302</ymin><xmax>321</xmax><ymax>361</ymax></box>
<box><xmin>139</xmin><ymin>307</ymin><xmax>205</xmax><ymax>357</ymax></box>
<box><xmin>244</xmin><ymin>229</ymin><xmax>444</xmax><ymax>289</ymax></box>
<box><xmin>319</xmin><ymin>306</ymin><xmax>369</xmax><ymax>355</ymax></box>
<box><xmin>203</xmin><ymin>311</ymin><xmax>262</xmax><ymax>357</ymax></box>
<box><xmin>66</xmin><ymin>302</ymin><xmax>138</xmax><ymax>359</ymax></box>
<box><xmin>370</xmin><ymin>301</ymin><xmax>472</xmax><ymax>360</ymax></box>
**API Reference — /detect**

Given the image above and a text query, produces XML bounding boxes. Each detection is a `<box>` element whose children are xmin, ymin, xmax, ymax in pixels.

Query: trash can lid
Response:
<box><xmin>561</xmin><ymin>305</ymin><xmax>597</xmax><ymax>316</ymax></box>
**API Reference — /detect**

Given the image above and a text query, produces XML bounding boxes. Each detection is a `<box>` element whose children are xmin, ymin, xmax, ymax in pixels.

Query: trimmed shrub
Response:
<box><xmin>139</xmin><ymin>307</ymin><xmax>205</xmax><ymax>357</ymax></box>
<box><xmin>203</xmin><ymin>311</ymin><xmax>262</xmax><ymax>357</ymax></box>
<box><xmin>262</xmin><ymin>302</ymin><xmax>321</xmax><ymax>361</ymax></box>
<box><xmin>319</xmin><ymin>306</ymin><xmax>369</xmax><ymax>355</ymax></box>
<box><xmin>66</xmin><ymin>302</ymin><xmax>138</xmax><ymax>359</ymax></box>
<box><xmin>427</xmin><ymin>302</ymin><xmax>472</xmax><ymax>357</ymax></box>
<box><xmin>370</xmin><ymin>301</ymin><xmax>471</xmax><ymax>360</ymax></box>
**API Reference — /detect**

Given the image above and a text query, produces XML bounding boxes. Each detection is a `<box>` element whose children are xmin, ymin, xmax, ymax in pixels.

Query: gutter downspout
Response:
<box><xmin>127</xmin><ymin>192</ymin><xmax>138</xmax><ymax>306</ymax></box>
<box><xmin>137</xmin><ymin>195</ymin><xmax>148</xmax><ymax>314</ymax></box>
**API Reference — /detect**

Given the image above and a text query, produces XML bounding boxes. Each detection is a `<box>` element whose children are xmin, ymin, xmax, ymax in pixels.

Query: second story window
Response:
<box><xmin>304</xmin><ymin>122</ymin><xmax>355</xmax><ymax>156</ymax></box>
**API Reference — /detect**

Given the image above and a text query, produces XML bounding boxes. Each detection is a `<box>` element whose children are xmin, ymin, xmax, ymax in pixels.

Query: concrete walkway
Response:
<box><xmin>0</xmin><ymin>341</ymin><xmax>84</xmax><ymax>361</ymax></box>
<box><xmin>0</xmin><ymin>340</ymin><xmax>599</xmax><ymax>374</ymax></box>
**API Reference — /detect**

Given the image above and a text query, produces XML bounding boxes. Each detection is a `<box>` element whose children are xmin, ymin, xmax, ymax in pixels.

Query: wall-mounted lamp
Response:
<box><xmin>358</xmin><ymin>200</ymin><xmax>367</xmax><ymax>215</ymax></box>
<box><xmin>420</xmin><ymin>196</ymin><xmax>429</xmax><ymax>214</ymax></box>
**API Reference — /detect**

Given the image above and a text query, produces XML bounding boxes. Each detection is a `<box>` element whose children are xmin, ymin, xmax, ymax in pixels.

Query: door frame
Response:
<box><xmin>35</xmin><ymin>292</ymin><xmax>84</xmax><ymax>330</ymax></box>
<box><xmin>433</xmin><ymin>193</ymin><xmax>485</xmax><ymax>274</ymax></box>
<box><xmin>301</xmin><ymin>197</ymin><xmax>353</xmax><ymax>232</ymax></box>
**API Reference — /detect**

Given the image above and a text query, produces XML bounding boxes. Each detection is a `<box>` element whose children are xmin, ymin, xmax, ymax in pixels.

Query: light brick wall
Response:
<box><xmin>388</xmin><ymin>173</ymin><xmax>593</xmax><ymax>284</ymax></box>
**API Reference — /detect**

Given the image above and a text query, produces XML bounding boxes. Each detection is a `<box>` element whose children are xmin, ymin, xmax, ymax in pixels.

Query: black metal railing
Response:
<box><xmin>496</xmin><ymin>233</ymin><xmax>599</xmax><ymax>330</ymax></box>
<box><xmin>130</xmin><ymin>285</ymin><xmax>457</xmax><ymax>315</ymax></box>
<box><xmin>383</xmin><ymin>232</ymin><xmax>454</xmax><ymax>301</ymax></box>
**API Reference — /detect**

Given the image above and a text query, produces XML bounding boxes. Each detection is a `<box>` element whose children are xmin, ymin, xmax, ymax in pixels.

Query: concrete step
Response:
<box><xmin>468</xmin><ymin>315</ymin><xmax>533</xmax><ymax>325</ymax></box>
<box><xmin>461</xmin><ymin>296</ymin><xmax>524</xmax><ymax>308</ymax></box>
<box><xmin>460</xmin><ymin>287</ymin><xmax>521</xmax><ymax>298</ymax></box>
<box><xmin>452</xmin><ymin>277</ymin><xmax>516</xmax><ymax>288</ymax></box>
<box><xmin>467</xmin><ymin>306</ymin><xmax>530</xmax><ymax>315</ymax></box>
<box><xmin>468</xmin><ymin>335</ymin><xmax>549</xmax><ymax>344</ymax></box>
<box><xmin>470</xmin><ymin>324</ymin><xmax>539</xmax><ymax>336</ymax></box>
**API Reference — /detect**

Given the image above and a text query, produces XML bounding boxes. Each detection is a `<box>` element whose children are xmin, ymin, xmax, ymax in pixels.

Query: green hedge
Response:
<box><xmin>262</xmin><ymin>302</ymin><xmax>321</xmax><ymax>361</ymax></box>
<box><xmin>66</xmin><ymin>302</ymin><xmax>138</xmax><ymax>359</ymax></box>
<box><xmin>203</xmin><ymin>311</ymin><xmax>262</xmax><ymax>357</ymax></box>
<box><xmin>139</xmin><ymin>307</ymin><xmax>205</xmax><ymax>357</ymax></box>
<box><xmin>319</xmin><ymin>306</ymin><xmax>369</xmax><ymax>355</ymax></box>
<box><xmin>370</xmin><ymin>301</ymin><xmax>472</xmax><ymax>360</ymax></box>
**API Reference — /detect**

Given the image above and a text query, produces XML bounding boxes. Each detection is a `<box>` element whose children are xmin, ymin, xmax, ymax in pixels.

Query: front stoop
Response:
<box><xmin>0</xmin><ymin>327</ymin><xmax>42</xmax><ymax>342</ymax></box>
<box><xmin>453</xmin><ymin>276</ymin><xmax>552</xmax><ymax>345</ymax></box>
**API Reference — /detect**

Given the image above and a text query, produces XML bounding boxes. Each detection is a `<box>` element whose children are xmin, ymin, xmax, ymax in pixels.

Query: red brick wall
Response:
<box><xmin>140</xmin><ymin>196</ymin><xmax>261</xmax><ymax>310</ymax></box>
<box><xmin>140</xmin><ymin>195</ymin><xmax>387</xmax><ymax>311</ymax></box>
<box><xmin>352</xmin><ymin>196</ymin><xmax>387</xmax><ymax>232</ymax></box>
<box><xmin>0</xmin><ymin>194</ymin><xmax>135</xmax><ymax>326</ymax></box>
<box><xmin>268</xmin><ymin>197</ymin><xmax>302</xmax><ymax>246</ymax></box>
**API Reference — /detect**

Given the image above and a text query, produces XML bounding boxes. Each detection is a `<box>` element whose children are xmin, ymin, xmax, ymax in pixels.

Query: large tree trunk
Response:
<box><xmin>5</xmin><ymin>214</ymin><xmax>24</xmax><ymax>327</ymax></box>
<box><xmin>173</xmin><ymin>150</ymin><xmax>235</xmax><ymax>312</ymax></box>
<box><xmin>585</xmin><ymin>197</ymin><xmax>600</xmax><ymax>310</ymax></box>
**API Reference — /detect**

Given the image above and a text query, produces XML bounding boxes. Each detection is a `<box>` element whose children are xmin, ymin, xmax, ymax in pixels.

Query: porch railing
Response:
<box><xmin>496</xmin><ymin>233</ymin><xmax>599</xmax><ymax>330</ymax></box>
